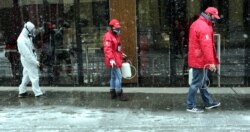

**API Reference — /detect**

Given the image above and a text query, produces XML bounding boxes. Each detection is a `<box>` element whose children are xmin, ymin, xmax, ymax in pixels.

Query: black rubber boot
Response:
<box><xmin>116</xmin><ymin>89</ymin><xmax>128</xmax><ymax>101</ymax></box>
<box><xmin>110</xmin><ymin>89</ymin><xmax>117</xmax><ymax>99</ymax></box>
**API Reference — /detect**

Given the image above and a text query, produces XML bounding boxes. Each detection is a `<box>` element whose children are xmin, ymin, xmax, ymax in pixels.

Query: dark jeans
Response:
<box><xmin>186</xmin><ymin>68</ymin><xmax>215</xmax><ymax>109</ymax></box>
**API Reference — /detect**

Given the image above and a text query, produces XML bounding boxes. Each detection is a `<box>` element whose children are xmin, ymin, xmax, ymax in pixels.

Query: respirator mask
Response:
<box><xmin>201</xmin><ymin>12</ymin><xmax>217</xmax><ymax>23</ymax></box>
<box><xmin>25</xmin><ymin>26</ymin><xmax>36</xmax><ymax>38</ymax></box>
<box><xmin>112</xmin><ymin>28</ymin><xmax>121</xmax><ymax>35</ymax></box>
<box><xmin>211</xmin><ymin>18</ymin><xmax>217</xmax><ymax>24</ymax></box>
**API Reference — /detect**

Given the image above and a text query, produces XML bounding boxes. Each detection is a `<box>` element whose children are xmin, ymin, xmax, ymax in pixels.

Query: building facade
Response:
<box><xmin>0</xmin><ymin>0</ymin><xmax>249</xmax><ymax>87</ymax></box>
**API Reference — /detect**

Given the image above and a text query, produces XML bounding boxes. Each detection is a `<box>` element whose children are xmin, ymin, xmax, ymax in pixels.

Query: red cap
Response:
<box><xmin>109</xmin><ymin>19</ymin><xmax>121</xmax><ymax>28</ymax></box>
<box><xmin>205</xmin><ymin>7</ymin><xmax>220</xmax><ymax>19</ymax></box>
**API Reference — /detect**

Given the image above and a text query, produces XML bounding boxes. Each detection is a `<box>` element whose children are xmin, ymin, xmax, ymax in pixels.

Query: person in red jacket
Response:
<box><xmin>5</xmin><ymin>34</ymin><xmax>22</xmax><ymax>83</ymax></box>
<box><xmin>186</xmin><ymin>7</ymin><xmax>221</xmax><ymax>113</ymax></box>
<box><xmin>103</xmin><ymin>19</ymin><xmax>128</xmax><ymax>101</ymax></box>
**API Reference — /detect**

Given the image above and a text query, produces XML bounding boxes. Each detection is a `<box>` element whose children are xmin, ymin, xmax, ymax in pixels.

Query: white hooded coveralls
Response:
<box><xmin>17</xmin><ymin>21</ymin><xmax>43</xmax><ymax>96</ymax></box>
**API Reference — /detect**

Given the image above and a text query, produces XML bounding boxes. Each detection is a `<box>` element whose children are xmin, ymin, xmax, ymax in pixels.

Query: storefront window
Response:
<box><xmin>0</xmin><ymin>0</ymin><xmax>109</xmax><ymax>86</ymax></box>
<box><xmin>137</xmin><ymin>0</ymin><xmax>249</xmax><ymax>87</ymax></box>
<box><xmin>78</xmin><ymin>0</ymin><xmax>109</xmax><ymax>86</ymax></box>
<box><xmin>137</xmin><ymin>0</ymin><xmax>188</xmax><ymax>86</ymax></box>
<box><xmin>0</xmin><ymin>0</ymin><xmax>250</xmax><ymax>87</ymax></box>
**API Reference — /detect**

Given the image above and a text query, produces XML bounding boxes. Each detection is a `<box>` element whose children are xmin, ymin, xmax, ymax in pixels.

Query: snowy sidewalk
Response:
<box><xmin>0</xmin><ymin>87</ymin><xmax>250</xmax><ymax>131</ymax></box>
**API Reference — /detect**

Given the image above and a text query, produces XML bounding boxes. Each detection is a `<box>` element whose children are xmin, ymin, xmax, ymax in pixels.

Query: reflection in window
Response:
<box><xmin>137</xmin><ymin>0</ymin><xmax>188</xmax><ymax>86</ymax></box>
<box><xmin>0</xmin><ymin>0</ymin><xmax>109</xmax><ymax>86</ymax></box>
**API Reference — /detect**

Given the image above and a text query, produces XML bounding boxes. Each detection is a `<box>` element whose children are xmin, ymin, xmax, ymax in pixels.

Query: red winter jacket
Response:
<box><xmin>188</xmin><ymin>16</ymin><xmax>219</xmax><ymax>69</ymax></box>
<box><xmin>103</xmin><ymin>30</ymin><xmax>123</xmax><ymax>68</ymax></box>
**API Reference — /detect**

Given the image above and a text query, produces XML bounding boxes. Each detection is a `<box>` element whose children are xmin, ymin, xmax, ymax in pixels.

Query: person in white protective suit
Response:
<box><xmin>17</xmin><ymin>21</ymin><xmax>45</xmax><ymax>98</ymax></box>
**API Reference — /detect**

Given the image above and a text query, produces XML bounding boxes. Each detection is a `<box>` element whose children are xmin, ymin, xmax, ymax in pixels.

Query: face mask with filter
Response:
<box><xmin>112</xmin><ymin>28</ymin><xmax>121</xmax><ymax>34</ymax></box>
<box><xmin>25</xmin><ymin>26</ymin><xmax>35</xmax><ymax>38</ymax></box>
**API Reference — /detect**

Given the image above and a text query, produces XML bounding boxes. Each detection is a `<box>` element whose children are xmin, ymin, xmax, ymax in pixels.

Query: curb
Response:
<box><xmin>1</xmin><ymin>87</ymin><xmax>249</xmax><ymax>94</ymax></box>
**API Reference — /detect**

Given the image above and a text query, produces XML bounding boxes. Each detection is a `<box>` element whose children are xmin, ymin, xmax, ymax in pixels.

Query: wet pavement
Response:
<box><xmin>1</xmin><ymin>87</ymin><xmax>250</xmax><ymax>131</ymax></box>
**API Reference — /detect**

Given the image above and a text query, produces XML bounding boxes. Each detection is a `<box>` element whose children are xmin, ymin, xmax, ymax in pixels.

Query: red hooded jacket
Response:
<box><xmin>103</xmin><ymin>30</ymin><xmax>123</xmax><ymax>68</ymax></box>
<box><xmin>188</xmin><ymin>16</ymin><xmax>219</xmax><ymax>68</ymax></box>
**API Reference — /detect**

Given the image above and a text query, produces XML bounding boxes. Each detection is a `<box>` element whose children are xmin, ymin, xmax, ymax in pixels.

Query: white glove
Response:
<box><xmin>110</xmin><ymin>60</ymin><xmax>116</xmax><ymax>67</ymax></box>
<box><xmin>122</xmin><ymin>53</ymin><xmax>127</xmax><ymax>59</ymax></box>
<box><xmin>37</xmin><ymin>61</ymin><xmax>40</xmax><ymax>68</ymax></box>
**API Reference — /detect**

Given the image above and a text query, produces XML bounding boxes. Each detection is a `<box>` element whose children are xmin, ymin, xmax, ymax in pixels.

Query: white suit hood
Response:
<box><xmin>21</xmin><ymin>21</ymin><xmax>35</xmax><ymax>38</ymax></box>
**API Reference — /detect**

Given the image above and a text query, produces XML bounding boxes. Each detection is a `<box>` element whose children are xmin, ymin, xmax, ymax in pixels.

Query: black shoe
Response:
<box><xmin>110</xmin><ymin>89</ymin><xmax>117</xmax><ymax>99</ymax></box>
<box><xmin>118</xmin><ymin>94</ymin><xmax>128</xmax><ymax>101</ymax></box>
<box><xmin>35</xmin><ymin>94</ymin><xmax>47</xmax><ymax>98</ymax></box>
<box><xmin>18</xmin><ymin>92</ymin><xmax>32</xmax><ymax>98</ymax></box>
<box><xmin>116</xmin><ymin>90</ymin><xmax>128</xmax><ymax>101</ymax></box>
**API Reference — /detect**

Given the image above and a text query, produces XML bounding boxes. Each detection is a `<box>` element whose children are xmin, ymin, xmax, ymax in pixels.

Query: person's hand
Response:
<box><xmin>122</xmin><ymin>53</ymin><xmax>127</xmax><ymax>59</ymax></box>
<box><xmin>37</xmin><ymin>62</ymin><xmax>44</xmax><ymax>71</ymax></box>
<box><xmin>209</xmin><ymin>64</ymin><xmax>216</xmax><ymax>72</ymax></box>
<box><xmin>37</xmin><ymin>62</ymin><xmax>40</xmax><ymax>67</ymax></box>
<box><xmin>110</xmin><ymin>60</ymin><xmax>116</xmax><ymax>68</ymax></box>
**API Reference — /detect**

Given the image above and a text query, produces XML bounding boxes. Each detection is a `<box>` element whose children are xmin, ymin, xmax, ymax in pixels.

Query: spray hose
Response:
<box><xmin>201</xmin><ymin>64</ymin><xmax>210</xmax><ymax>89</ymax></box>
<box><xmin>201</xmin><ymin>64</ymin><xmax>220</xmax><ymax>89</ymax></box>
<box><xmin>189</xmin><ymin>64</ymin><xmax>219</xmax><ymax>89</ymax></box>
